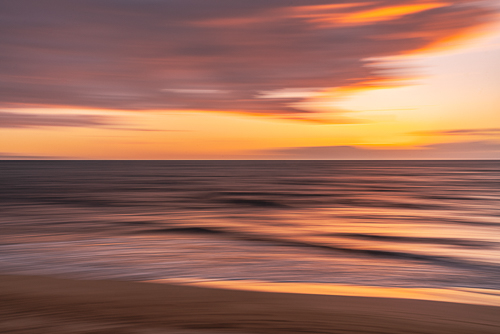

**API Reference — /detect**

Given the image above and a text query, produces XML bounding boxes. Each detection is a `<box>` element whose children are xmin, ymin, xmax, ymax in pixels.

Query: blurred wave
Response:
<box><xmin>0</xmin><ymin>160</ymin><xmax>499</xmax><ymax>289</ymax></box>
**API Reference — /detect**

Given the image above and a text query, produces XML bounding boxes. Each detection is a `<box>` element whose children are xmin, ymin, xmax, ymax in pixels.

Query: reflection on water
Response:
<box><xmin>149</xmin><ymin>280</ymin><xmax>500</xmax><ymax>307</ymax></box>
<box><xmin>1</xmin><ymin>160</ymin><xmax>499</xmax><ymax>296</ymax></box>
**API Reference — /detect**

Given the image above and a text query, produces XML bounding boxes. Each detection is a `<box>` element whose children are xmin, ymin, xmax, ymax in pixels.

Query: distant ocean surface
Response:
<box><xmin>1</xmin><ymin>160</ymin><xmax>499</xmax><ymax>291</ymax></box>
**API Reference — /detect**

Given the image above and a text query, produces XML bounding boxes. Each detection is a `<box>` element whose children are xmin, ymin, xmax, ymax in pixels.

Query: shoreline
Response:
<box><xmin>147</xmin><ymin>279</ymin><xmax>500</xmax><ymax>307</ymax></box>
<box><xmin>2</xmin><ymin>274</ymin><xmax>500</xmax><ymax>333</ymax></box>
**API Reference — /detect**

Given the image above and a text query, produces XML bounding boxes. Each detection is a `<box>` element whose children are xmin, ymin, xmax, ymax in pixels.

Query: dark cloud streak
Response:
<box><xmin>415</xmin><ymin>128</ymin><xmax>500</xmax><ymax>136</ymax></box>
<box><xmin>0</xmin><ymin>111</ymin><xmax>113</xmax><ymax>128</ymax></box>
<box><xmin>260</xmin><ymin>140</ymin><xmax>500</xmax><ymax>160</ymax></box>
<box><xmin>0</xmin><ymin>110</ymin><xmax>186</xmax><ymax>131</ymax></box>
<box><xmin>0</xmin><ymin>152</ymin><xmax>66</xmax><ymax>160</ymax></box>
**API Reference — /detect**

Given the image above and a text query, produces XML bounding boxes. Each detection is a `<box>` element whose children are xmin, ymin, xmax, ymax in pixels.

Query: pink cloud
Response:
<box><xmin>0</xmin><ymin>1</ymin><xmax>496</xmax><ymax>121</ymax></box>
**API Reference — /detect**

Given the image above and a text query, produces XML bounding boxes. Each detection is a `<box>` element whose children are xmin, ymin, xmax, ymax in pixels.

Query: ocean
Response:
<box><xmin>1</xmin><ymin>160</ymin><xmax>499</xmax><ymax>296</ymax></box>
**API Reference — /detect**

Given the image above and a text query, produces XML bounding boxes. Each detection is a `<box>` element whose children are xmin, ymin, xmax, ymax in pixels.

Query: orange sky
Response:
<box><xmin>1</xmin><ymin>0</ymin><xmax>499</xmax><ymax>159</ymax></box>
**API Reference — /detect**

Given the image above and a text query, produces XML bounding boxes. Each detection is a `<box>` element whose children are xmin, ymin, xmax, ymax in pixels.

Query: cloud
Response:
<box><xmin>423</xmin><ymin>140</ymin><xmax>500</xmax><ymax>152</ymax></box>
<box><xmin>0</xmin><ymin>1</ymin><xmax>496</xmax><ymax>121</ymax></box>
<box><xmin>0</xmin><ymin>110</ymin><xmax>114</xmax><ymax>128</ymax></box>
<box><xmin>0</xmin><ymin>110</ymin><xmax>186</xmax><ymax>131</ymax></box>
<box><xmin>414</xmin><ymin>128</ymin><xmax>500</xmax><ymax>136</ymax></box>
<box><xmin>258</xmin><ymin>140</ymin><xmax>500</xmax><ymax>159</ymax></box>
<box><xmin>0</xmin><ymin>152</ymin><xmax>65</xmax><ymax>160</ymax></box>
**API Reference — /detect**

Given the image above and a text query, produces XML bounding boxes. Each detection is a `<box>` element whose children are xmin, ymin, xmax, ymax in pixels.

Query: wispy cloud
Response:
<box><xmin>0</xmin><ymin>152</ymin><xmax>65</xmax><ymax>160</ymax></box>
<box><xmin>414</xmin><ymin>128</ymin><xmax>500</xmax><ymax>136</ymax></box>
<box><xmin>0</xmin><ymin>1</ymin><xmax>496</xmax><ymax>121</ymax></box>
<box><xmin>0</xmin><ymin>111</ymin><xmax>114</xmax><ymax>129</ymax></box>
<box><xmin>0</xmin><ymin>110</ymin><xmax>188</xmax><ymax>131</ymax></box>
<box><xmin>258</xmin><ymin>140</ymin><xmax>500</xmax><ymax>159</ymax></box>
<box><xmin>423</xmin><ymin>140</ymin><xmax>500</xmax><ymax>152</ymax></box>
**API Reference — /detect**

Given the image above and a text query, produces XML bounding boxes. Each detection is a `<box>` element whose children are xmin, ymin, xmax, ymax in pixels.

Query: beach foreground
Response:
<box><xmin>1</xmin><ymin>275</ymin><xmax>500</xmax><ymax>334</ymax></box>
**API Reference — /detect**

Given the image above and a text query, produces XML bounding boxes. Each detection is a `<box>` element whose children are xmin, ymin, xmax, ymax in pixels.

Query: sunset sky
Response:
<box><xmin>1</xmin><ymin>0</ymin><xmax>499</xmax><ymax>159</ymax></box>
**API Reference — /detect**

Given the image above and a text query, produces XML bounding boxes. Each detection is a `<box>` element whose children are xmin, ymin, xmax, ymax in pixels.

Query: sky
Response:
<box><xmin>1</xmin><ymin>0</ymin><xmax>499</xmax><ymax>160</ymax></box>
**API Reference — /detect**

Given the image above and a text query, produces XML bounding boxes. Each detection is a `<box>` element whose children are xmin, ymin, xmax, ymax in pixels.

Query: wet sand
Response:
<box><xmin>1</xmin><ymin>275</ymin><xmax>500</xmax><ymax>334</ymax></box>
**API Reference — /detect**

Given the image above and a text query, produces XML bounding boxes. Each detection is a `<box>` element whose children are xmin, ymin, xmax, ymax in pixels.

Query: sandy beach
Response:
<box><xmin>1</xmin><ymin>275</ymin><xmax>500</xmax><ymax>334</ymax></box>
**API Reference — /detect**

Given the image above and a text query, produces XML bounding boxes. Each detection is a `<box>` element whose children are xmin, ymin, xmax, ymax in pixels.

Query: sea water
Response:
<box><xmin>1</xmin><ymin>160</ymin><xmax>499</xmax><ymax>300</ymax></box>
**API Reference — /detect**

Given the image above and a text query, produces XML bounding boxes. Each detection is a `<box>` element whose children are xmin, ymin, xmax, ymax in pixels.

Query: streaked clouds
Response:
<box><xmin>0</xmin><ymin>111</ymin><xmax>114</xmax><ymax>129</ymax></box>
<box><xmin>0</xmin><ymin>152</ymin><xmax>64</xmax><ymax>160</ymax></box>
<box><xmin>415</xmin><ymin>128</ymin><xmax>500</xmax><ymax>136</ymax></box>
<box><xmin>0</xmin><ymin>0</ymin><xmax>496</xmax><ymax>121</ymax></box>
<box><xmin>260</xmin><ymin>140</ymin><xmax>500</xmax><ymax>160</ymax></box>
<box><xmin>0</xmin><ymin>110</ymin><xmax>181</xmax><ymax>131</ymax></box>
